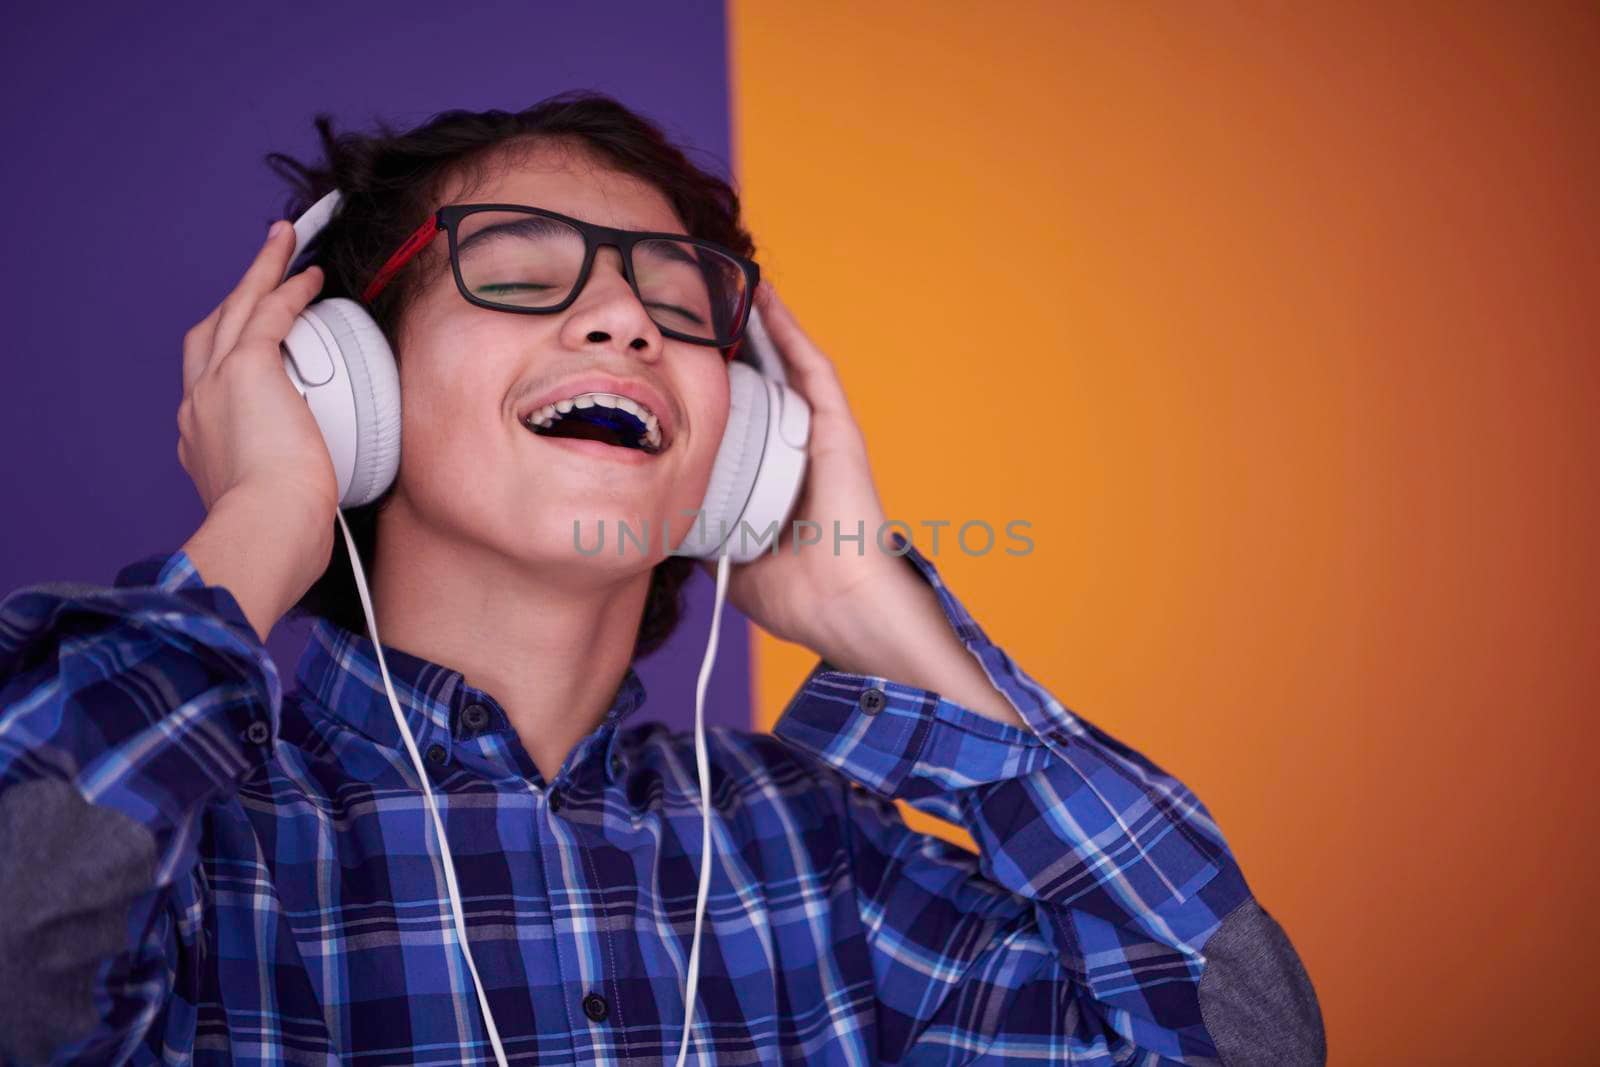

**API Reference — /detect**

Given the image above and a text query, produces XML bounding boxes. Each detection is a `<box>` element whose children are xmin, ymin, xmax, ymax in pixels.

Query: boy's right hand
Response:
<box><xmin>177</xmin><ymin>221</ymin><xmax>340</xmax><ymax>638</ymax></box>
<box><xmin>179</xmin><ymin>221</ymin><xmax>336</xmax><ymax>531</ymax></box>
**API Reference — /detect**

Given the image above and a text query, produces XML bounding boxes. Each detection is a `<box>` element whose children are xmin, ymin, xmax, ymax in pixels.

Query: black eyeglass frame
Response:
<box><xmin>393</xmin><ymin>202</ymin><xmax>761</xmax><ymax>350</ymax></box>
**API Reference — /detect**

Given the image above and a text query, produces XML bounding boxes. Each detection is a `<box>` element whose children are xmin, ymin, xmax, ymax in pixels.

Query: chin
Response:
<box><xmin>520</xmin><ymin>459</ymin><xmax>707</xmax><ymax>554</ymax></box>
<box><xmin>497</xmin><ymin>494</ymin><xmax>675</xmax><ymax>574</ymax></box>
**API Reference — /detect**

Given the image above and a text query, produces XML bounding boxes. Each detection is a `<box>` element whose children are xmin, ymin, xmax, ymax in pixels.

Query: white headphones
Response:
<box><xmin>278</xmin><ymin>190</ymin><xmax>810</xmax><ymax>561</ymax></box>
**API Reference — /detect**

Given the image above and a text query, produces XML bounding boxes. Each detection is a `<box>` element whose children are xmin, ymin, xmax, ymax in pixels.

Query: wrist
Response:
<box><xmin>810</xmin><ymin>552</ymin><xmax>935</xmax><ymax>673</ymax></box>
<box><xmin>184</xmin><ymin>489</ymin><xmax>334</xmax><ymax>641</ymax></box>
<box><xmin>809</xmin><ymin>552</ymin><xmax>1026</xmax><ymax>729</ymax></box>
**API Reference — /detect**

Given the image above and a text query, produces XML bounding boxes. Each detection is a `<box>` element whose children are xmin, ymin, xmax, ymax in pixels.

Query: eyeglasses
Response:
<box><xmin>361</xmin><ymin>203</ymin><xmax>760</xmax><ymax>351</ymax></box>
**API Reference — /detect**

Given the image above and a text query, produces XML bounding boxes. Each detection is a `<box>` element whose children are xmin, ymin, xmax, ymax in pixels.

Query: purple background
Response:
<box><xmin>0</xmin><ymin>0</ymin><xmax>752</xmax><ymax>733</ymax></box>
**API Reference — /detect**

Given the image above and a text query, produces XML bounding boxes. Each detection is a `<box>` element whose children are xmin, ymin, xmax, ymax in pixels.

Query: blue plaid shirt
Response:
<box><xmin>0</xmin><ymin>541</ymin><xmax>1323</xmax><ymax>1065</ymax></box>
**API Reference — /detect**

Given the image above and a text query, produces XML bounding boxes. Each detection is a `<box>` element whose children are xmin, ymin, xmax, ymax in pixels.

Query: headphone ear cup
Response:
<box><xmin>724</xmin><ymin>375</ymin><xmax>809</xmax><ymax>562</ymax></box>
<box><xmin>672</xmin><ymin>362</ymin><xmax>811</xmax><ymax>561</ymax></box>
<box><xmin>282</xmin><ymin>298</ymin><xmax>402</xmax><ymax>509</ymax></box>
<box><xmin>674</xmin><ymin>361</ymin><xmax>769</xmax><ymax>558</ymax></box>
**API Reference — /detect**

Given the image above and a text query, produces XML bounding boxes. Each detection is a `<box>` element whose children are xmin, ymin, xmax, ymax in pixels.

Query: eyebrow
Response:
<box><xmin>455</xmin><ymin>215</ymin><xmax>577</xmax><ymax>257</ymax></box>
<box><xmin>456</xmin><ymin>212</ymin><xmax>707</xmax><ymax>268</ymax></box>
<box><xmin>636</xmin><ymin>239</ymin><xmax>701</xmax><ymax>268</ymax></box>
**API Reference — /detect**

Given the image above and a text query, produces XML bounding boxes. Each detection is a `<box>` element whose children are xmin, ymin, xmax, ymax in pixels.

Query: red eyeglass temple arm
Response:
<box><xmin>722</xmin><ymin>301</ymin><xmax>749</xmax><ymax>362</ymax></box>
<box><xmin>360</xmin><ymin>211</ymin><xmax>743</xmax><ymax>362</ymax></box>
<box><xmin>360</xmin><ymin>213</ymin><xmax>442</xmax><ymax>303</ymax></box>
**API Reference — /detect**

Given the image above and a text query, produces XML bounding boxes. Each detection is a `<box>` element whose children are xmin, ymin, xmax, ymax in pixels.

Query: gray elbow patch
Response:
<box><xmin>0</xmin><ymin>778</ymin><xmax>158</xmax><ymax>1063</ymax></box>
<box><xmin>1197</xmin><ymin>897</ymin><xmax>1327</xmax><ymax>1066</ymax></box>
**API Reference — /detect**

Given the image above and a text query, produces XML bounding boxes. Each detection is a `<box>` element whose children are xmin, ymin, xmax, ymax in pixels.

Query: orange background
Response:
<box><xmin>730</xmin><ymin>2</ymin><xmax>1599</xmax><ymax>1061</ymax></box>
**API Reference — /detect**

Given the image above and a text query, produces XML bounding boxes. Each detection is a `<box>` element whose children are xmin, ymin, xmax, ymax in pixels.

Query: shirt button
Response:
<box><xmin>426</xmin><ymin>744</ymin><xmax>447</xmax><ymax>764</ymax></box>
<box><xmin>461</xmin><ymin>703</ymin><xmax>489</xmax><ymax>731</ymax></box>
<box><xmin>582</xmin><ymin>991</ymin><xmax>609</xmax><ymax>1022</ymax></box>
<box><xmin>242</xmin><ymin>720</ymin><xmax>271</xmax><ymax>745</ymax></box>
<box><xmin>547</xmin><ymin>787</ymin><xmax>563</xmax><ymax>813</ymax></box>
<box><xmin>859</xmin><ymin>688</ymin><xmax>887</xmax><ymax>715</ymax></box>
<box><xmin>608</xmin><ymin>755</ymin><xmax>624</xmax><ymax>778</ymax></box>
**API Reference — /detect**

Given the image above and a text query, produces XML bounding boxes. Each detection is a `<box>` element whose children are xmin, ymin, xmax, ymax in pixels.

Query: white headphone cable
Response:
<box><xmin>674</xmin><ymin>548</ymin><xmax>731</xmax><ymax>1067</ymax></box>
<box><xmin>336</xmin><ymin>507</ymin><xmax>729</xmax><ymax>1067</ymax></box>
<box><xmin>335</xmin><ymin>508</ymin><xmax>512</xmax><ymax>1067</ymax></box>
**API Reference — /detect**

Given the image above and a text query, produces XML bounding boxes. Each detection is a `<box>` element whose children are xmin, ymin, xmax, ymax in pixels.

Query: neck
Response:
<box><xmin>367</xmin><ymin>504</ymin><xmax>650</xmax><ymax>784</ymax></box>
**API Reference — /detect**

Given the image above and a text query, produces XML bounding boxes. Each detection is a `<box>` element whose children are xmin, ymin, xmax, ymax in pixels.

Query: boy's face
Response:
<box><xmin>386</xmin><ymin>139</ymin><xmax>730</xmax><ymax>585</ymax></box>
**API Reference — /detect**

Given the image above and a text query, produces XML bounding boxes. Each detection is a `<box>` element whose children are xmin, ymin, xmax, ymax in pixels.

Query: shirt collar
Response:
<box><xmin>294</xmin><ymin>617</ymin><xmax>647</xmax><ymax>786</ymax></box>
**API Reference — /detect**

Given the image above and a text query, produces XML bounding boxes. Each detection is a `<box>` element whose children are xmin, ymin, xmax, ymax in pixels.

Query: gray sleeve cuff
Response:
<box><xmin>0</xmin><ymin>778</ymin><xmax>160</xmax><ymax>1062</ymax></box>
<box><xmin>1198</xmin><ymin>898</ymin><xmax>1328</xmax><ymax>1065</ymax></box>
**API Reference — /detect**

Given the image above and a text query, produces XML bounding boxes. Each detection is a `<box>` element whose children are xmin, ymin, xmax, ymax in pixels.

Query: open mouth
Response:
<box><xmin>521</xmin><ymin>392</ymin><xmax>665</xmax><ymax>455</ymax></box>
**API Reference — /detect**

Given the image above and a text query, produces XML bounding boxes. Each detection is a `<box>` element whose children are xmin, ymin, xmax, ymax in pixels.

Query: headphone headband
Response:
<box><xmin>288</xmin><ymin>189</ymin><xmax>343</xmax><ymax>277</ymax></box>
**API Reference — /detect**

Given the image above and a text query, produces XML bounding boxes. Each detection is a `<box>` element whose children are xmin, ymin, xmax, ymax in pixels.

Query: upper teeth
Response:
<box><xmin>523</xmin><ymin>391</ymin><xmax>662</xmax><ymax>449</ymax></box>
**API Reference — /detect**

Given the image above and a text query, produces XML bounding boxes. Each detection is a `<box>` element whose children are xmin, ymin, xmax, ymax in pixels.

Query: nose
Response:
<box><xmin>560</xmin><ymin>244</ymin><xmax>663</xmax><ymax>362</ymax></box>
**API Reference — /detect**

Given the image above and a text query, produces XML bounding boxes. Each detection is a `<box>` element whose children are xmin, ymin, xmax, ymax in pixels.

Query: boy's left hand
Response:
<box><xmin>704</xmin><ymin>281</ymin><xmax>906</xmax><ymax>662</ymax></box>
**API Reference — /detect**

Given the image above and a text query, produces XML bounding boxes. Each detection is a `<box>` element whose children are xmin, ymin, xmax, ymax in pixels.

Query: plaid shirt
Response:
<box><xmin>0</xmin><ymin>540</ymin><xmax>1322</xmax><ymax>1065</ymax></box>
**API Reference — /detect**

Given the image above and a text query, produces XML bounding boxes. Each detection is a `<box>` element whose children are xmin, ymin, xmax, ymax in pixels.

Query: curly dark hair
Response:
<box><xmin>265</xmin><ymin>91</ymin><xmax>752</xmax><ymax>657</ymax></box>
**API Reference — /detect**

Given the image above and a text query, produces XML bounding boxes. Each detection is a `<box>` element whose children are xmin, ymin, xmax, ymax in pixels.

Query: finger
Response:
<box><xmin>755</xmin><ymin>282</ymin><xmax>851</xmax><ymax>416</ymax></box>
<box><xmin>182</xmin><ymin>304</ymin><xmax>221</xmax><ymax>395</ymax></box>
<box><xmin>215</xmin><ymin>265</ymin><xmax>324</xmax><ymax>372</ymax></box>
<box><xmin>211</xmin><ymin>221</ymin><xmax>301</xmax><ymax>363</ymax></box>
